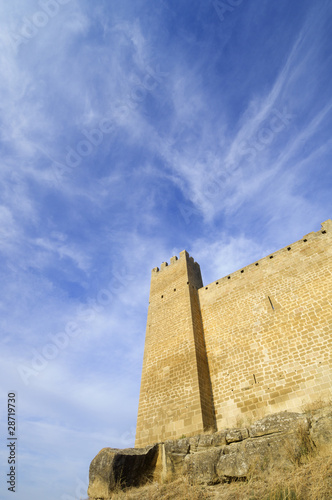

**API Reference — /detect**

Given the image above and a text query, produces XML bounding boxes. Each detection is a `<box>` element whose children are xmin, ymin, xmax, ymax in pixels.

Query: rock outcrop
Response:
<box><xmin>309</xmin><ymin>406</ymin><xmax>332</xmax><ymax>447</ymax></box>
<box><xmin>88</xmin><ymin>444</ymin><xmax>163</xmax><ymax>499</ymax></box>
<box><xmin>88</xmin><ymin>408</ymin><xmax>332</xmax><ymax>499</ymax></box>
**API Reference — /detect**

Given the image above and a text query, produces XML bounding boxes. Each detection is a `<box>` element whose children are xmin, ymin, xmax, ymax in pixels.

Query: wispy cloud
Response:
<box><xmin>153</xmin><ymin>4</ymin><xmax>332</xmax><ymax>225</ymax></box>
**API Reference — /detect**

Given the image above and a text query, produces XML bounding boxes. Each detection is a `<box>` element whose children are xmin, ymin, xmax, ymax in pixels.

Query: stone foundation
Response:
<box><xmin>88</xmin><ymin>406</ymin><xmax>332</xmax><ymax>498</ymax></box>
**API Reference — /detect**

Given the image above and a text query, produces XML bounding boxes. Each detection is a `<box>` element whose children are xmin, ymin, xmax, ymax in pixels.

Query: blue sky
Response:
<box><xmin>0</xmin><ymin>0</ymin><xmax>331</xmax><ymax>498</ymax></box>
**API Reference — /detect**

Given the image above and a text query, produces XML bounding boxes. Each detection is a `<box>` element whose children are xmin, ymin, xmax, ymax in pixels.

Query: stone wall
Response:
<box><xmin>199</xmin><ymin>219</ymin><xmax>332</xmax><ymax>429</ymax></box>
<box><xmin>135</xmin><ymin>220</ymin><xmax>332</xmax><ymax>447</ymax></box>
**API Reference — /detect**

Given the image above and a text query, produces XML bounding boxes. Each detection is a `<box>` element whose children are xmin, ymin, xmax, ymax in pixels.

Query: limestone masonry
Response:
<box><xmin>135</xmin><ymin>220</ymin><xmax>332</xmax><ymax>447</ymax></box>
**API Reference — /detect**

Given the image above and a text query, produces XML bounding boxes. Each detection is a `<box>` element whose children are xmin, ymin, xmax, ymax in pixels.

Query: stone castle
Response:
<box><xmin>135</xmin><ymin>220</ymin><xmax>332</xmax><ymax>447</ymax></box>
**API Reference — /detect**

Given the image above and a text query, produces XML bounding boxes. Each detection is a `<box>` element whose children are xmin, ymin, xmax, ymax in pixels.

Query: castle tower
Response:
<box><xmin>135</xmin><ymin>250</ymin><xmax>215</xmax><ymax>447</ymax></box>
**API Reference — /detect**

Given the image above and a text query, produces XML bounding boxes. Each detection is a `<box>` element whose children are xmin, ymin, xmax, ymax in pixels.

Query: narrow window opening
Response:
<box><xmin>253</xmin><ymin>374</ymin><xmax>257</xmax><ymax>384</ymax></box>
<box><xmin>187</xmin><ymin>281</ymin><xmax>189</xmax><ymax>285</ymax></box>
<box><xmin>161</xmin><ymin>295</ymin><xmax>163</xmax><ymax>299</ymax></box>
<box><xmin>174</xmin><ymin>288</ymin><xmax>176</xmax><ymax>292</ymax></box>
<box><xmin>216</xmin><ymin>281</ymin><xmax>219</xmax><ymax>285</ymax></box>
<box><xmin>268</xmin><ymin>296</ymin><xmax>275</xmax><ymax>310</ymax></box>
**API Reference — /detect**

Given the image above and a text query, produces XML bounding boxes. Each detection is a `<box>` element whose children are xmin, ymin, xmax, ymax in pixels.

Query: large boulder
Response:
<box><xmin>88</xmin><ymin>444</ymin><xmax>160</xmax><ymax>499</ymax></box>
<box><xmin>225</xmin><ymin>428</ymin><xmax>249</xmax><ymax>443</ymax></box>
<box><xmin>249</xmin><ymin>412</ymin><xmax>309</xmax><ymax>438</ymax></box>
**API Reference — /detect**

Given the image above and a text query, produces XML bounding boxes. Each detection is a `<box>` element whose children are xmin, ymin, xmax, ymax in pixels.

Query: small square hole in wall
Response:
<box><xmin>303</xmin><ymin>239</ymin><xmax>307</xmax><ymax>242</ymax></box>
<box><xmin>228</xmin><ymin>276</ymin><xmax>231</xmax><ymax>279</ymax></box>
<box><xmin>241</xmin><ymin>270</ymin><xmax>244</xmax><ymax>273</ymax></box>
<box><xmin>287</xmin><ymin>247</ymin><xmax>291</xmax><ymax>251</ymax></box>
<box><xmin>322</xmin><ymin>230</ymin><xmax>326</xmax><ymax>234</ymax></box>
<box><xmin>255</xmin><ymin>263</ymin><xmax>259</xmax><ymax>266</ymax></box>
<box><xmin>270</xmin><ymin>255</ymin><xmax>274</xmax><ymax>259</ymax></box>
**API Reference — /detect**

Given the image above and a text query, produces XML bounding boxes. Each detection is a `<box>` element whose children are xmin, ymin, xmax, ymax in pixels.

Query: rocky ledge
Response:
<box><xmin>88</xmin><ymin>407</ymin><xmax>332</xmax><ymax>499</ymax></box>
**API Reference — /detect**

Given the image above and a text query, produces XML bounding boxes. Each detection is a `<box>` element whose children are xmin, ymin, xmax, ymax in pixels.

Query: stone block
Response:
<box><xmin>217</xmin><ymin>443</ymin><xmax>248</xmax><ymax>480</ymax></box>
<box><xmin>183</xmin><ymin>448</ymin><xmax>222</xmax><ymax>484</ymax></box>
<box><xmin>249</xmin><ymin>412</ymin><xmax>309</xmax><ymax>438</ymax></box>
<box><xmin>225</xmin><ymin>428</ymin><xmax>249</xmax><ymax>443</ymax></box>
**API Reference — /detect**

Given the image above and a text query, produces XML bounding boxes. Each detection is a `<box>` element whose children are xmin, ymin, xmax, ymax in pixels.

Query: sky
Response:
<box><xmin>0</xmin><ymin>0</ymin><xmax>331</xmax><ymax>498</ymax></box>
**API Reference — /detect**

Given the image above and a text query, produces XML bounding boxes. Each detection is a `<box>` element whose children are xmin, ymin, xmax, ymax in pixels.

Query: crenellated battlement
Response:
<box><xmin>149</xmin><ymin>250</ymin><xmax>203</xmax><ymax>298</ymax></box>
<box><xmin>201</xmin><ymin>219</ymin><xmax>332</xmax><ymax>292</ymax></box>
<box><xmin>152</xmin><ymin>250</ymin><xmax>200</xmax><ymax>274</ymax></box>
<box><xmin>152</xmin><ymin>220</ymin><xmax>331</xmax><ymax>279</ymax></box>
